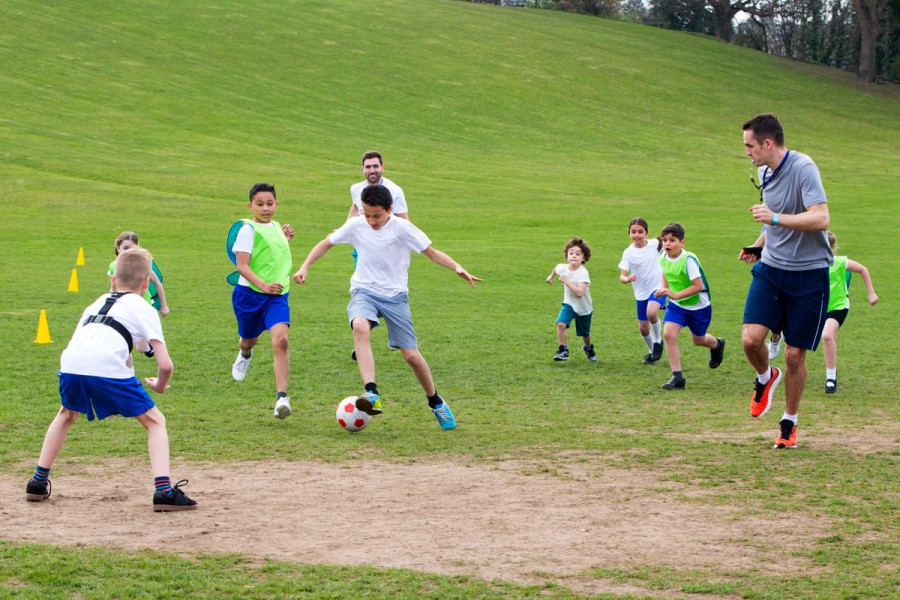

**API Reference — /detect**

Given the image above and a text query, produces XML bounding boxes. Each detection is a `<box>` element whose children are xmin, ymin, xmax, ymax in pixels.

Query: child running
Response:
<box><xmin>546</xmin><ymin>237</ymin><xmax>596</xmax><ymax>362</ymax></box>
<box><xmin>654</xmin><ymin>223</ymin><xmax>725</xmax><ymax>389</ymax></box>
<box><xmin>821</xmin><ymin>231</ymin><xmax>878</xmax><ymax>393</ymax></box>
<box><xmin>293</xmin><ymin>184</ymin><xmax>481</xmax><ymax>430</ymax></box>
<box><xmin>25</xmin><ymin>247</ymin><xmax>197</xmax><ymax>512</ymax></box>
<box><xmin>229</xmin><ymin>183</ymin><xmax>296</xmax><ymax>419</ymax></box>
<box><xmin>618</xmin><ymin>217</ymin><xmax>666</xmax><ymax>364</ymax></box>
<box><xmin>108</xmin><ymin>231</ymin><xmax>170</xmax><ymax>317</ymax></box>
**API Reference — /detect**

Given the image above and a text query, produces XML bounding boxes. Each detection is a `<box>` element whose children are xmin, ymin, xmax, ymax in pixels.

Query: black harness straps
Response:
<box><xmin>82</xmin><ymin>292</ymin><xmax>134</xmax><ymax>353</ymax></box>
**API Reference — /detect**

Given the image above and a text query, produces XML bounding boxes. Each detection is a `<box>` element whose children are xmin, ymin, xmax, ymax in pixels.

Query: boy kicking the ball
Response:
<box><xmin>293</xmin><ymin>184</ymin><xmax>481</xmax><ymax>429</ymax></box>
<box><xmin>25</xmin><ymin>247</ymin><xmax>197</xmax><ymax>512</ymax></box>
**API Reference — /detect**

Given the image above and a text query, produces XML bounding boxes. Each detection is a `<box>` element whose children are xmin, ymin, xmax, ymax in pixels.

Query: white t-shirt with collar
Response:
<box><xmin>329</xmin><ymin>216</ymin><xmax>431</xmax><ymax>297</ymax></box>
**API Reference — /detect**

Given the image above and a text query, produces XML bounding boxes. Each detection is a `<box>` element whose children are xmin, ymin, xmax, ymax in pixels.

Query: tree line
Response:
<box><xmin>471</xmin><ymin>0</ymin><xmax>900</xmax><ymax>82</ymax></box>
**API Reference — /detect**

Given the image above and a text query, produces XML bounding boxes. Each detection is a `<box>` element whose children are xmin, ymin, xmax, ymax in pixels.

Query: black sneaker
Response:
<box><xmin>582</xmin><ymin>344</ymin><xmax>598</xmax><ymax>363</ymax></box>
<box><xmin>153</xmin><ymin>480</ymin><xmax>198</xmax><ymax>512</ymax></box>
<box><xmin>553</xmin><ymin>346</ymin><xmax>569</xmax><ymax>361</ymax></box>
<box><xmin>643</xmin><ymin>341</ymin><xmax>664</xmax><ymax>364</ymax></box>
<box><xmin>25</xmin><ymin>478</ymin><xmax>51</xmax><ymax>502</ymax></box>
<box><xmin>642</xmin><ymin>352</ymin><xmax>654</xmax><ymax>364</ymax></box>
<box><xmin>661</xmin><ymin>375</ymin><xmax>686</xmax><ymax>390</ymax></box>
<box><xmin>825</xmin><ymin>378</ymin><xmax>837</xmax><ymax>394</ymax></box>
<box><xmin>709</xmin><ymin>338</ymin><xmax>725</xmax><ymax>369</ymax></box>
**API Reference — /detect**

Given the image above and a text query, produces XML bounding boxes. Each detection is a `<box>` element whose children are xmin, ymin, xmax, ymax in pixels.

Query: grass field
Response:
<box><xmin>1</xmin><ymin>0</ymin><xmax>898</xmax><ymax>597</ymax></box>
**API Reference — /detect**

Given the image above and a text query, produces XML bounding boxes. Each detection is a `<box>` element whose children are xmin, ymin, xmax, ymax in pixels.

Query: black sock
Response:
<box><xmin>673</xmin><ymin>371</ymin><xmax>683</xmax><ymax>379</ymax></box>
<box><xmin>365</xmin><ymin>382</ymin><xmax>379</xmax><ymax>396</ymax></box>
<box><xmin>427</xmin><ymin>392</ymin><xmax>442</xmax><ymax>409</ymax></box>
<box><xmin>276</xmin><ymin>391</ymin><xmax>288</xmax><ymax>399</ymax></box>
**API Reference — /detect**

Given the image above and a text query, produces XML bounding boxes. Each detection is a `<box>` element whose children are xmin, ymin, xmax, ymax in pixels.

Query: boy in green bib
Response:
<box><xmin>230</xmin><ymin>183</ymin><xmax>296</xmax><ymax>419</ymax></box>
<box><xmin>654</xmin><ymin>223</ymin><xmax>725</xmax><ymax>390</ymax></box>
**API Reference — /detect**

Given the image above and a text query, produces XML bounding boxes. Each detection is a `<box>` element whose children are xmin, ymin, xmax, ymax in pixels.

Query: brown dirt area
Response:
<box><xmin>1</xmin><ymin>456</ymin><xmax>833</xmax><ymax>597</ymax></box>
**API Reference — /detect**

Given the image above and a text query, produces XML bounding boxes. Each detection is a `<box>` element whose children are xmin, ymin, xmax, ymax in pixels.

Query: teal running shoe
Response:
<box><xmin>431</xmin><ymin>398</ymin><xmax>456</xmax><ymax>430</ymax></box>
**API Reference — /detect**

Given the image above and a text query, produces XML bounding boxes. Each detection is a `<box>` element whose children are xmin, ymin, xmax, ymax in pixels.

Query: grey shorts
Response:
<box><xmin>347</xmin><ymin>287</ymin><xmax>417</xmax><ymax>349</ymax></box>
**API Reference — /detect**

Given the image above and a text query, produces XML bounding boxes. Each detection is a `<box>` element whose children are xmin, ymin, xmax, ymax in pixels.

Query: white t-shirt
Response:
<box><xmin>60</xmin><ymin>293</ymin><xmax>164</xmax><ymax>379</ymax></box>
<box><xmin>329</xmin><ymin>216</ymin><xmax>431</xmax><ymax>297</ymax></box>
<box><xmin>233</xmin><ymin>221</ymin><xmax>279</xmax><ymax>288</ymax></box>
<box><xmin>618</xmin><ymin>242</ymin><xmax>663</xmax><ymax>301</ymax></box>
<box><xmin>663</xmin><ymin>252</ymin><xmax>710</xmax><ymax>310</ymax></box>
<box><xmin>554</xmin><ymin>264</ymin><xmax>592</xmax><ymax>316</ymax></box>
<box><xmin>350</xmin><ymin>177</ymin><xmax>408</xmax><ymax>216</ymax></box>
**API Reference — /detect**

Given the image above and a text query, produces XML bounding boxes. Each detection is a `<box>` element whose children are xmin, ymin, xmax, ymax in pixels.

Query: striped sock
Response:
<box><xmin>33</xmin><ymin>465</ymin><xmax>50</xmax><ymax>482</ymax></box>
<box><xmin>154</xmin><ymin>476</ymin><xmax>172</xmax><ymax>495</ymax></box>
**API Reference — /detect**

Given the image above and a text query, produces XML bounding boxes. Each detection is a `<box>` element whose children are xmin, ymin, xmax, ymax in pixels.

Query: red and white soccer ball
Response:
<box><xmin>336</xmin><ymin>396</ymin><xmax>372</xmax><ymax>432</ymax></box>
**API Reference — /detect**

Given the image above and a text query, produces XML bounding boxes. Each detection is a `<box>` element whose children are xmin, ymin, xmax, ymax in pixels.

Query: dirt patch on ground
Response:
<box><xmin>2</xmin><ymin>458</ymin><xmax>827</xmax><ymax>596</ymax></box>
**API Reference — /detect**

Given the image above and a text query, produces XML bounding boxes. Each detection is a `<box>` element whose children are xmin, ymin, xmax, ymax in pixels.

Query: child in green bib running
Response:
<box><xmin>654</xmin><ymin>223</ymin><xmax>725</xmax><ymax>390</ymax></box>
<box><xmin>108</xmin><ymin>232</ymin><xmax>170</xmax><ymax>317</ymax></box>
<box><xmin>820</xmin><ymin>231</ymin><xmax>878</xmax><ymax>394</ymax></box>
<box><xmin>230</xmin><ymin>183</ymin><xmax>296</xmax><ymax>420</ymax></box>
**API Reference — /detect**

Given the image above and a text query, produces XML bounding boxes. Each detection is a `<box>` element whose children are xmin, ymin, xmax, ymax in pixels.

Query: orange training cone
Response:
<box><xmin>68</xmin><ymin>268</ymin><xmax>79</xmax><ymax>292</ymax></box>
<box><xmin>35</xmin><ymin>310</ymin><xmax>52</xmax><ymax>344</ymax></box>
<box><xmin>76</xmin><ymin>247</ymin><xmax>85</xmax><ymax>266</ymax></box>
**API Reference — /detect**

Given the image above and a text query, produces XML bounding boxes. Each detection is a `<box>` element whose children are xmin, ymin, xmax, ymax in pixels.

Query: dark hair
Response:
<box><xmin>660</xmin><ymin>223</ymin><xmax>685</xmax><ymax>241</ymax></box>
<box><xmin>742</xmin><ymin>113</ymin><xmax>785</xmax><ymax>146</ymax></box>
<box><xmin>628</xmin><ymin>217</ymin><xmax>649</xmax><ymax>233</ymax></box>
<box><xmin>563</xmin><ymin>237</ymin><xmax>591</xmax><ymax>263</ymax></box>
<box><xmin>114</xmin><ymin>231</ymin><xmax>140</xmax><ymax>255</ymax></box>
<box><xmin>361</xmin><ymin>150</ymin><xmax>383</xmax><ymax>166</ymax></box>
<box><xmin>249</xmin><ymin>182</ymin><xmax>276</xmax><ymax>200</ymax></box>
<box><xmin>361</xmin><ymin>184</ymin><xmax>393</xmax><ymax>210</ymax></box>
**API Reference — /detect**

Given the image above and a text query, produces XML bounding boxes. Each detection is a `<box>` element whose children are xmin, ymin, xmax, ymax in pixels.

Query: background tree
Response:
<box><xmin>853</xmin><ymin>0</ymin><xmax>890</xmax><ymax>80</ymax></box>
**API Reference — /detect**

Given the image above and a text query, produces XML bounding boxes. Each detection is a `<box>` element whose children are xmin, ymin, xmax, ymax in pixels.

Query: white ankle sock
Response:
<box><xmin>826</xmin><ymin>368</ymin><xmax>836</xmax><ymax>380</ymax></box>
<box><xmin>757</xmin><ymin>367</ymin><xmax>772</xmax><ymax>384</ymax></box>
<box><xmin>781</xmin><ymin>413</ymin><xmax>797</xmax><ymax>425</ymax></box>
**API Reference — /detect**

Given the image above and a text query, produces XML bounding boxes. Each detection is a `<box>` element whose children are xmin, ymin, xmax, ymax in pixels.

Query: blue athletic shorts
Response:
<box><xmin>232</xmin><ymin>285</ymin><xmax>291</xmax><ymax>340</ymax></box>
<box><xmin>743</xmin><ymin>262</ymin><xmax>829</xmax><ymax>351</ymax></box>
<box><xmin>664</xmin><ymin>303</ymin><xmax>712</xmax><ymax>337</ymax></box>
<box><xmin>347</xmin><ymin>287</ymin><xmax>417</xmax><ymax>349</ymax></box>
<box><xmin>556</xmin><ymin>303</ymin><xmax>593</xmax><ymax>337</ymax></box>
<box><xmin>636</xmin><ymin>294</ymin><xmax>667</xmax><ymax>322</ymax></box>
<box><xmin>59</xmin><ymin>372</ymin><xmax>155</xmax><ymax>421</ymax></box>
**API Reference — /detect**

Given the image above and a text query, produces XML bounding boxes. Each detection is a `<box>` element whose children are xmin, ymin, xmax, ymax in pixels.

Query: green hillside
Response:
<box><xmin>1</xmin><ymin>0</ymin><xmax>897</xmax><ymax>598</ymax></box>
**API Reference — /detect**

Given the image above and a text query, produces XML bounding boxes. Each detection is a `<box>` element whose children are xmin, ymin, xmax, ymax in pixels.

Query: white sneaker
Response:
<box><xmin>767</xmin><ymin>338</ymin><xmax>782</xmax><ymax>360</ymax></box>
<box><xmin>274</xmin><ymin>396</ymin><xmax>292</xmax><ymax>419</ymax></box>
<box><xmin>232</xmin><ymin>351</ymin><xmax>252</xmax><ymax>382</ymax></box>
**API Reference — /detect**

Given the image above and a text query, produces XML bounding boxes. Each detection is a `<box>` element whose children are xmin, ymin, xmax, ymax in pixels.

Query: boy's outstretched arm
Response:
<box><xmin>293</xmin><ymin>238</ymin><xmax>335</xmax><ymax>284</ymax></box>
<box><xmin>422</xmin><ymin>246</ymin><xmax>482</xmax><ymax>288</ymax></box>
<box><xmin>144</xmin><ymin>340</ymin><xmax>173</xmax><ymax>393</ymax></box>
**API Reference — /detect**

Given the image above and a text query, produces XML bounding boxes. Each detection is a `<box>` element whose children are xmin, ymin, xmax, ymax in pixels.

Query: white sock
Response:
<box><xmin>642</xmin><ymin>334</ymin><xmax>654</xmax><ymax>351</ymax></box>
<box><xmin>826</xmin><ymin>368</ymin><xmax>837</xmax><ymax>380</ymax></box>
<box><xmin>781</xmin><ymin>413</ymin><xmax>797</xmax><ymax>425</ymax></box>
<box><xmin>650</xmin><ymin>320</ymin><xmax>662</xmax><ymax>343</ymax></box>
<box><xmin>757</xmin><ymin>367</ymin><xmax>771</xmax><ymax>384</ymax></box>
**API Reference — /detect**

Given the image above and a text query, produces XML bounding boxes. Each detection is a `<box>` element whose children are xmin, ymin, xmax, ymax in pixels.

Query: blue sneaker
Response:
<box><xmin>431</xmin><ymin>398</ymin><xmax>456</xmax><ymax>430</ymax></box>
<box><xmin>356</xmin><ymin>392</ymin><xmax>382</xmax><ymax>415</ymax></box>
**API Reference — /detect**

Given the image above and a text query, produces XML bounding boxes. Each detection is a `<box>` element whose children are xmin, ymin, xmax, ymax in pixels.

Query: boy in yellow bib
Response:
<box><xmin>654</xmin><ymin>223</ymin><xmax>725</xmax><ymax>390</ymax></box>
<box><xmin>230</xmin><ymin>183</ymin><xmax>295</xmax><ymax>419</ymax></box>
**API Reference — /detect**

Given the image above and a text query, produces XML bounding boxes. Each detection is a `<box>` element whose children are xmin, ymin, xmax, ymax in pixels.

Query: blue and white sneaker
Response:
<box><xmin>356</xmin><ymin>392</ymin><xmax>382</xmax><ymax>415</ymax></box>
<box><xmin>431</xmin><ymin>398</ymin><xmax>456</xmax><ymax>430</ymax></box>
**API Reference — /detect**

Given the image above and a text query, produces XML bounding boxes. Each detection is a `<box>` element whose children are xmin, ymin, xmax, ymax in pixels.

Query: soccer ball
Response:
<box><xmin>336</xmin><ymin>396</ymin><xmax>372</xmax><ymax>432</ymax></box>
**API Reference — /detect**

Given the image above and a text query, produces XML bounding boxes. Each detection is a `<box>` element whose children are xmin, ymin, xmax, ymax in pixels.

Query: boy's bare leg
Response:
<box><xmin>783</xmin><ymin>345</ymin><xmax>807</xmax><ymax>415</ymax></box>
<box><xmin>37</xmin><ymin>407</ymin><xmax>79</xmax><ymax>469</ymax></box>
<box><xmin>135</xmin><ymin>407</ymin><xmax>170</xmax><ymax>479</ymax></box>
<box><xmin>556</xmin><ymin>322</ymin><xmax>568</xmax><ymax>346</ymax></box>
<box><xmin>693</xmin><ymin>333</ymin><xmax>719</xmax><ymax>349</ymax></box>
<box><xmin>269</xmin><ymin>323</ymin><xmax>290</xmax><ymax>392</ymax></box>
<box><xmin>663</xmin><ymin>322</ymin><xmax>682</xmax><ymax>372</ymax></box>
<box><xmin>401</xmin><ymin>348</ymin><xmax>436</xmax><ymax>396</ymax></box>
<box><xmin>239</xmin><ymin>336</ymin><xmax>258</xmax><ymax>355</ymax></box>
<box><xmin>352</xmin><ymin>317</ymin><xmax>376</xmax><ymax>384</ymax></box>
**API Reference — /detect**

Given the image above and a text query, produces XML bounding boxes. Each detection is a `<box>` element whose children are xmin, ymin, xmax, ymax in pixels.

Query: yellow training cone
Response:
<box><xmin>35</xmin><ymin>310</ymin><xmax>52</xmax><ymax>344</ymax></box>
<box><xmin>76</xmin><ymin>247</ymin><xmax>85</xmax><ymax>266</ymax></box>
<box><xmin>68</xmin><ymin>268</ymin><xmax>79</xmax><ymax>292</ymax></box>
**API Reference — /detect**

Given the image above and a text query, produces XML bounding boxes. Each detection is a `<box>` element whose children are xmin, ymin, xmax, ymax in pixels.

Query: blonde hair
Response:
<box><xmin>113</xmin><ymin>247</ymin><xmax>152</xmax><ymax>290</ymax></box>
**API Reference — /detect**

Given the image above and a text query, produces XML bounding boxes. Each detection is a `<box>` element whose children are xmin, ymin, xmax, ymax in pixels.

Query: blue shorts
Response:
<box><xmin>743</xmin><ymin>262</ymin><xmax>829</xmax><ymax>351</ymax></box>
<box><xmin>59</xmin><ymin>372</ymin><xmax>155</xmax><ymax>422</ymax></box>
<box><xmin>232</xmin><ymin>285</ymin><xmax>291</xmax><ymax>339</ymax></box>
<box><xmin>636</xmin><ymin>294</ymin><xmax>667</xmax><ymax>322</ymax></box>
<box><xmin>664</xmin><ymin>303</ymin><xmax>712</xmax><ymax>337</ymax></box>
<box><xmin>556</xmin><ymin>303</ymin><xmax>592</xmax><ymax>337</ymax></box>
<box><xmin>347</xmin><ymin>287</ymin><xmax>417</xmax><ymax>349</ymax></box>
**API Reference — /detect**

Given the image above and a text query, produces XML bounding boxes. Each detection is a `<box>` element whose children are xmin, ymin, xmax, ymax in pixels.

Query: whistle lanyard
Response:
<box><xmin>756</xmin><ymin>150</ymin><xmax>790</xmax><ymax>202</ymax></box>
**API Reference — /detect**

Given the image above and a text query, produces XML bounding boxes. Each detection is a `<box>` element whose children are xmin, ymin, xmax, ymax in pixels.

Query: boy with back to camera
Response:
<box><xmin>229</xmin><ymin>183</ymin><xmax>296</xmax><ymax>419</ymax></box>
<box><xmin>25</xmin><ymin>247</ymin><xmax>197</xmax><ymax>512</ymax></box>
<box><xmin>654</xmin><ymin>223</ymin><xmax>725</xmax><ymax>390</ymax></box>
<box><xmin>546</xmin><ymin>237</ymin><xmax>597</xmax><ymax>362</ymax></box>
<box><xmin>293</xmin><ymin>184</ymin><xmax>481</xmax><ymax>430</ymax></box>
